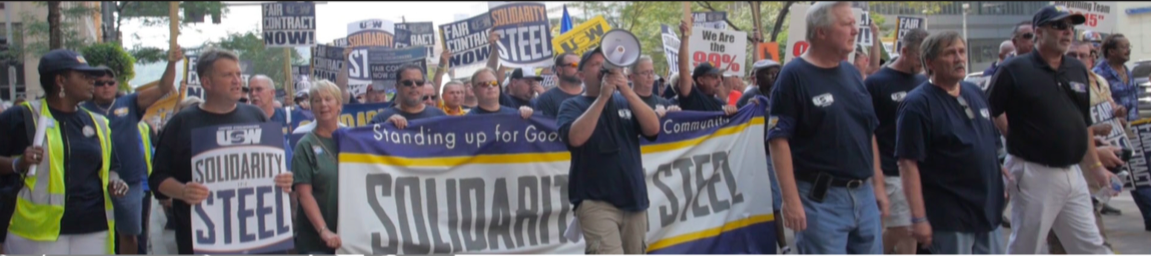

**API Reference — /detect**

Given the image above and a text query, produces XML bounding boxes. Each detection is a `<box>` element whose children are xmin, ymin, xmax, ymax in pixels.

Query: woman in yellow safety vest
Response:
<box><xmin>0</xmin><ymin>49</ymin><xmax>128</xmax><ymax>254</ymax></box>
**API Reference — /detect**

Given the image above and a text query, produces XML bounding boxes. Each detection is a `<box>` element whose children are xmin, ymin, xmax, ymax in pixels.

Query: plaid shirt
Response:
<box><xmin>1095</xmin><ymin>63</ymin><xmax>1139</xmax><ymax>121</ymax></box>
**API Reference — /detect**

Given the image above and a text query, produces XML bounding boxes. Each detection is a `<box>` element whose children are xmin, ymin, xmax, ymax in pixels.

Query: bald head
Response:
<box><xmin>998</xmin><ymin>40</ymin><xmax>1015</xmax><ymax>61</ymax></box>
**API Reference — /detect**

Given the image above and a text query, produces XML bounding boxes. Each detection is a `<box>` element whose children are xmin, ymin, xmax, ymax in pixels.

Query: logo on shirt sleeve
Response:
<box><xmin>1068</xmin><ymin>81</ymin><xmax>1087</xmax><ymax>93</ymax></box>
<box><xmin>114</xmin><ymin>107</ymin><xmax>129</xmax><ymax>117</ymax></box>
<box><xmin>768</xmin><ymin>116</ymin><xmax>779</xmax><ymax>129</ymax></box>
<box><xmin>890</xmin><ymin>91</ymin><xmax>907</xmax><ymax>102</ymax></box>
<box><xmin>812</xmin><ymin>93</ymin><xmax>835</xmax><ymax>107</ymax></box>
<box><xmin>980</xmin><ymin>108</ymin><xmax>990</xmax><ymax>119</ymax></box>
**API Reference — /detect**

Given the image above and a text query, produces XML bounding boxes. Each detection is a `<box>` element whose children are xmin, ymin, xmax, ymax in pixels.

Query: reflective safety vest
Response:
<box><xmin>138</xmin><ymin>122</ymin><xmax>153</xmax><ymax>176</ymax></box>
<box><xmin>12</xmin><ymin>100</ymin><xmax>115</xmax><ymax>253</ymax></box>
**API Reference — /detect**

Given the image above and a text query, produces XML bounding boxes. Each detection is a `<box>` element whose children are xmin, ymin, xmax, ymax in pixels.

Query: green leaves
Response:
<box><xmin>207</xmin><ymin>32</ymin><xmax>304</xmax><ymax>90</ymax></box>
<box><xmin>81</xmin><ymin>42</ymin><xmax>137</xmax><ymax>91</ymax></box>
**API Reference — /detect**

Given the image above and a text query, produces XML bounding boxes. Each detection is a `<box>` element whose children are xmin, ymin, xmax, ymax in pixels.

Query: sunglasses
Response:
<box><xmin>239</xmin><ymin>98</ymin><xmax>249</xmax><ymax>103</ymax></box>
<box><xmin>95</xmin><ymin>81</ymin><xmax>116</xmax><ymax>87</ymax></box>
<box><xmin>957</xmin><ymin>96</ymin><xmax>974</xmax><ymax>120</ymax></box>
<box><xmin>561</xmin><ymin>62</ymin><xmax>579</xmax><ymax>68</ymax></box>
<box><xmin>400</xmin><ymin>80</ymin><xmax>426</xmax><ymax>87</ymax></box>
<box><xmin>1017</xmin><ymin>32</ymin><xmax>1034</xmax><ymax>40</ymax></box>
<box><xmin>422</xmin><ymin>95</ymin><xmax>438</xmax><ymax>101</ymax></box>
<box><xmin>1047</xmin><ymin>22</ymin><xmax>1073</xmax><ymax>31</ymax></box>
<box><xmin>475</xmin><ymin>80</ymin><xmax>499</xmax><ymax>88</ymax></box>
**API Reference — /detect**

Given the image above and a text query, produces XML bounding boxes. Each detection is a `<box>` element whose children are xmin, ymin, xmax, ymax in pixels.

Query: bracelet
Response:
<box><xmin>911</xmin><ymin>216</ymin><xmax>929</xmax><ymax>224</ymax></box>
<box><xmin>10</xmin><ymin>157</ymin><xmax>19</xmax><ymax>173</ymax></box>
<box><xmin>1089</xmin><ymin>162</ymin><xmax>1104</xmax><ymax>170</ymax></box>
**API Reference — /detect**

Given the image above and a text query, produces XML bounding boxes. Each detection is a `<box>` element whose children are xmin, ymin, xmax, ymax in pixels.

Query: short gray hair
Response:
<box><xmin>806</xmin><ymin>1</ymin><xmax>852</xmax><ymax>42</ymax></box>
<box><xmin>249</xmin><ymin>74</ymin><xmax>274</xmax><ymax>88</ymax></box>
<box><xmin>919</xmin><ymin>31</ymin><xmax>965</xmax><ymax>76</ymax></box>
<box><xmin>196</xmin><ymin>49</ymin><xmax>239</xmax><ymax>78</ymax></box>
<box><xmin>630</xmin><ymin>55</ymin><xmax>653</xmax><ymax>71</ymax></box>
<box><xmin>900</xmin><ymin>28</ymin><xmax>930</xmax><ymax>56</ymax></box>
<box><xmin>309</xmin><ymin>79</ymin><xmax>344</xmax><ymax>105</ymax></box>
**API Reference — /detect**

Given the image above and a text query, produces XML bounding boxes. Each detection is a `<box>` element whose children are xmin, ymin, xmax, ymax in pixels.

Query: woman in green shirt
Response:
<box><xmin>292</xmin><ymin>80</ymin><xmax>344</xmax><ymax>253</ymax></box>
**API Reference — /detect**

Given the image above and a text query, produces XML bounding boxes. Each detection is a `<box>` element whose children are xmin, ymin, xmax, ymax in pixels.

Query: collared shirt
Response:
<box><xmin>987</xmin><ymin>52</ymin><xmax>1090</xmax><ymax>167</ymax></box>
<box><xmin>1094</xmin><ymin>62</ymin><xmax>1138</xmax><ymax>121</ymax></box>
<box><xmin>438</xmin><ymin>101</ymin><xmax>469</xmax><ymax>116</ymax></box>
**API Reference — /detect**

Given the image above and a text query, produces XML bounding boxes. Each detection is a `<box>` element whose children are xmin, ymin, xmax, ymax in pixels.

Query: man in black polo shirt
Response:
<box><xmin>556</xmin><ymin>47</ymin><xmax>660</xmax><ymax>254</ymax></box>
<box><xmin>766</xmin><ymin>2</ymin><xmax>888</xmax><ymax>254</ymax></box>
<box><xmin>987</xmin><ymin>5</ymin><xmax>1113</xmax><ymax>254</ymax></box>
<box><xmin>866</xmin><ymin>28</ymin><xmax>928</xmax><ymax>254</ymax></box>
<box><xmin>674</xmin><ymin>20</ymin><xmax>737</xmax><ymax>115</ymax></box>
<box><xmin>896</xmin><ymin>31</ymin><xmax>1005</xmax><ymax>254</ymax></box>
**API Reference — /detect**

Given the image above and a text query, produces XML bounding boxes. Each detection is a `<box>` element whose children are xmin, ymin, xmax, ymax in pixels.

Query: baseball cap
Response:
<box><xmin>579</xmin><ymin>46</ymin><xmax>604</xmax><ymax>71</ymax></box>
<box><xmin>94</xmin><ymin>64</ymin><xmax>116</xmax><ymax>78</ymax></box>
<box><xmin>38</xmin><ymin>49</ymin><xmax>106</xmax><ymax>75</ymax></box>
<box><xmin>510</xmin><ymin>68</ymin><xmax>544</xmax><ymax>81</ymax></box>
<box><xmin>751</xmin><ymin>59</ymin><xmax>781</xmax><ymax>72</ymax></box>
<box><xmin>295</xmin><ymin>90</ymin><xmax>309</xmax><ymax>99</ymax></box>
<box><xmin>692</xmin><ymin>62</ymin><xmax>723</xmax><ymax>80</ymax></box>
<box><xmin>1033</xmin><ymin>5</ymin><xmax>1085</xmax><ymax>27</ymax></box>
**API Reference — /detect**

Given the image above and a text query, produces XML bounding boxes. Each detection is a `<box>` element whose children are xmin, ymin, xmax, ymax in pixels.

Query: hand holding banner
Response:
<box><xmin>688</xmin><ymin>27</ymin><xmax>747</xmax><ymax>77</ymax></box>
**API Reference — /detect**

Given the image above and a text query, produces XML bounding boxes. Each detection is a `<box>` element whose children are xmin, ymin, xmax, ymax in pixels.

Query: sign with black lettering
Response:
<box><xmin>489</xmin><ymin>2</ymin><xmax>555</xmax><ymax>68</ymax></box>
<box><xmin>292</xmin><ymin>65</ymin><xmax>310</xmax><ymax>93</ymax></box>
<box><xmin>853</xmin><ymin>2</ymin><xmax>872</xmax><ymax>47</ymax></box>
<box><xmin>335</xmin><ymin>104</ymin><xmax>775</xmax><ymax>254</ymax></box>
<box><xmin>311</xmin><ymin>45</ymin><xmax>345</xmax><ymax>83</ymax></box>
<box><xmin>395</xmin><ymin>22</ymin><xmax>437</xmax><ymax>60</ymax></box>
<box><xmin>692</xmin><ymin>11</ymin><xmax>727</xmax><ymax>30</ymax></box>
<box><xmin>551</xmin><ymin>15</ymin><xmax>611</xmax><ymax>57</ymax></box>
<box><xmin>661</xmin><ymin>24</ymin><xmax>681</xmax><ymax>76</ymax></box>
<box><xmin>347</xmin><ymin>19</ymin><xmax>396</xmax><ymax>96</ymax></box>
<box><xmin>1129</xmin><ymin>119</ymin><xmax>1151</xmax><ymax>189</ymax></box>
<box><xmin>439</xmin><ymin>13</ymin><xmax>493</xmax><ymax>72</ymax></box>
<box><xmin>368</xmin><ymin>46</ymin><xmax>428</xmax><ymax>93</ymax></box>
<box><xmin>1052</xmin><ymin>1</ymin><xmax>1118</xmax><ymax>33</ymax></box>
<box><xmin>190</xmin><ymin>123</ymin><xmax>292</xmax><ymax>254</ymax></box>
<box><xmin>184</xmin><ymin>55</ymin><xmax>203</xmax><ymax>99</ymax></box>
<box><xmin>261</xmin><ymin>2</ymin><xmax>316</xmax><ymax>47</ymax></box>
<box><xmin>894</xmin><ymin>16</ymin><xmax>926</xmax><ymax>54</ymax></box>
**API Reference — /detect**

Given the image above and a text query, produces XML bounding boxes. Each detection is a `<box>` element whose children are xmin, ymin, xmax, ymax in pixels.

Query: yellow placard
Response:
<box><xmin>141</xmin><ymin>79</ymin><xmax>186</xmax><ymax>128</ymax></box>
<box><xmin>551</xmin><ymin>15</ymin><xmax>612</xmax><ymax>57</ymax></box>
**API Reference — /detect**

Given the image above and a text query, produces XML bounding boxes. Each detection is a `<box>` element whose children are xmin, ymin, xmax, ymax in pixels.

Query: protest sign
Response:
<box><xmin>292</xmin><ymin>65</ymin><xmax>310</xmax><ymax>93</ymax></box>
<box><xmin>369</xmin><ymin>46</ymin><xmax>429</xmax><ymax>92</ymax></box>
<box><xmin>140</xmin><ymin>79</ymin><xmax>184</xmax><ymax>128</ymax></box>
<box><xmin>396</xmin><ymin>22</ymin><xmax>437</xmax><ymax>59</ymax></box>
<box><xmin>190</xmin><ymin>122</ymin><xmax>293</xmax><ymax>254</ymax></box>
<box><xmin>661</xmin><ymin>24</ymin><xmax>681</xmax><ymax>76</ymax></box>
<box><xmin>894</xmin><ymin>16</ymin><xmax>926</xmax><ymax>54</ymax></box>
<box><xmin>334</xmin><ymin>37</ymin><xmax>349</xmax><ymax>47</ymax></box>
<box><xmin>693</xmin><ymin>12</ymin><xmax>728</xmax><ymax>30</ymax></box>
<box><xmin>1128</xmin><ymin>119</ymin><xmax>1151</xmax><ymax>189</ymax></box>
<box><xmin>184</xmin><ymin>55</ymin><xmax>204</xmax><ymax>99</ymax></box>
<box><xmin>1052</xmin><ymin>2</ymin><xmax>1118</xmax><ymax>33</ymax></box>
<box><xmin>347</xmin><ymin>19</ymin><xmax>396</xmax><ymax>96</ymax></box>
<box><xmin>261</xmin><ymin>2</ymin><xmax>316</xmax><ymax>47</ymax></box>
<box><xmin>757</xmin><ymin>42</ymin><xmax>780</xmax><ymax>62</ymax></box>
<box><xmin>853</xmin><ymin>2</ymin><xmax>872</xmax><ymax>47</ymax></box>
<box><xmin>1091</xmin><ymin>102</ymin><xmax>1132</xmax><ymax>154</ymax></box>
<box><xmin>551</xmin><ymin>15</ymin><xmax>611</xmax><ymax>57</ymax></box>
<box><xmin>335</xmin><ymin>104</ymin><xmax>776</xmax><ymax>254</ymax></box>
<box><xmin>440</xmin><ymin>12</ymin><xmax>494</xmax><ymax>76</ymax></box>
<box><xmin>688</xmin><ymin>27</ymin><xmax>747</xmax><ymax>77</ymax></box>
<box><xmin>240</xmin><ymin>60</ymin><xmax>254</xmax><ymax>87</ymax></box>
<box><xmin>785</xmin><ymin>4</ymin><xmax>809</xmax><ymax>64</ymax></box>
<box><xmin>489</xmin><ymin>2</ymin><xmax>554</xmax><ymax>68</ymax></box>
<box><xmin>312</xmin><ymin>44</ymin><xmax>344</xmax><ymax>83</ymax></box>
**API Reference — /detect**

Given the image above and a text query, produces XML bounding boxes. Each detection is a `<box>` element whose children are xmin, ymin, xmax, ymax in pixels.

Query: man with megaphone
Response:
<box><xmin>556</xmin><ymin>42</ymin><xmax>661</xmax><ymax>254</ymax></box>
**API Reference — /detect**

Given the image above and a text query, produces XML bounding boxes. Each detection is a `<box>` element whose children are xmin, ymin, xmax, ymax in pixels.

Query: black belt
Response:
<box><xmin>794</xmin><ymin>171</ymin><xmax>867</xmax><ymax>189</ymax></box>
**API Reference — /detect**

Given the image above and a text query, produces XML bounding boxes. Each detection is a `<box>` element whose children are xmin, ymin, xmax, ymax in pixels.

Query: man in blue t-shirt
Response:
<box><xmin>765</xmin><ymin>2</ymin><xmax>888</xmax><ymax>254</ymax></box>
<box><xmin>895</xmin><ymin>31</ymin><xmax>1005</xmax><ymax>254</ymax></box>
<box><xmin>369</xmin><ymin>65</ymin><xmax>447</xmax><ymax>128</ymax></box>
<box><xmin>865</xmin><ymin>28</ymin><xmax>928</xmax><ymax>254</ymax></box>
<box><xmin>557</xmin><ymin>47</ymin><xmax>660</xmax><ymax>254</ymax></box>
<box><xmin>672</xmin><ymin>20</ymin><xmax>736</xmax><ymax>116</ymax></box>
<box><xmin>81</xmin><ymin>48</ymin><xmax>182</xmax><ymax>255</ymax></box>
<box><xmin>533</xmin><ymin>53</ymin><xmax>584</xmax><ymax>118</ymax></box>
<box><xmin>248</xmin><ymin>75</ymin><xmax>288</xmax><ymax>132</ymax></box>
<box><xmin>467</xmin><ymin>68</ymin><xmax>534</xmax><ymax>118</ymax></box>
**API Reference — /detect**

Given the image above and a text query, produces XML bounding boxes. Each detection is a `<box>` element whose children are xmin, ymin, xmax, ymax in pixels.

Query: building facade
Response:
<box><xmin>1117</xmin><ymin>2</ymin><xmax>1151</xmax><ymax>63</ymax></box>
<box><xmin>0</xmin><ymin>1</ymin><xmax>101</xmax><ymax>101</ymax></box>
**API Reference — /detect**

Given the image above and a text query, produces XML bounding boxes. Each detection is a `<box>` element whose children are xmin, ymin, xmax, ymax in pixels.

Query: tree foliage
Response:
<box><xmin>10</xmin><ymin>2</ymin><xmax>98</xmax><ymax>59</ymax></box>
<box><xmin>202</xmin><ymin>31</ymin><xmax>304</xmax><ymax>90</ymax></box>
<box><xmin>81</xmin><ymin>42</ymin><xmax>136</xmax><ymax>91</ymax></box>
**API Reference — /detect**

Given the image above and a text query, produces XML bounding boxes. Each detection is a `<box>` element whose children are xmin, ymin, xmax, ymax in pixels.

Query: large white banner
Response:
<box><xmin>335</xmin><ymin>105</ymin><xmax>776</xmax><ymax>254</ymax></box>
<box><xmin>785</xmin><ymin>4</ymin><xmax>810</xmax><ymax>64</ymax></box>
<box><xmin>1052</xmin><ymin>2</ymin><xmax>1118</xmax><ymax>33</ymax></box>
<box><xmin>688</xmin><ymin>27</ymin><xmax>748</xmax><ymax>77</ymax></box>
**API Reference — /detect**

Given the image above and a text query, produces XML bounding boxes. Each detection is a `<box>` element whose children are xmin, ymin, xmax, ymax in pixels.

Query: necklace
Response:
<box><xmin>93</xmin><ymin>98</ymin><xmax>116</xmax><ymax>116</ymax></box>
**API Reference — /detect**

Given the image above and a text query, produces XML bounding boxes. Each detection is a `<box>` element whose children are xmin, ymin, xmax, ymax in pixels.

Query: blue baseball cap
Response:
<box><xmin>37</xmin><ymin>49</ymin><xmax>106</xmax><ymax>75</ymax></box>
<box><xmin>1033</xmin><ymin>5</ymin><xmax>1086</xmax><ymax>27</ymax></box>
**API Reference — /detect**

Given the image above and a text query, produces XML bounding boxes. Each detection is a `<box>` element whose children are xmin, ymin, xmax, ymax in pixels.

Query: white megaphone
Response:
<box><xmin>599</xmin><ymin>29</ymin><xmax>642</xmax><ymax>72</ymax></box>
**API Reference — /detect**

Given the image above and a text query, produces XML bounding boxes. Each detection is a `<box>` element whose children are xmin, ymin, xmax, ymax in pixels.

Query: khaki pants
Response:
<box><xmin>576</xmin><ymin>200</ymin><xmax>647</xmax><ymax>254</ymax></box>
<box><xmin>1005</xmin><ymin>155</ymin><xmax>1111</xmax><ymax>254</ymax></box>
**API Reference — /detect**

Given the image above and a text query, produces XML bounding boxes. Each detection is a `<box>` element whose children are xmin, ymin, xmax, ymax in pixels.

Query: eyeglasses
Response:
<box><xmin>422</xmin><ymin>95</ymin><xmax>438</xmax><ymax>101</ymax></box>
<box><xmin>1047</xmin><ymin>22</ymin><xmax>1073</xmax><ymax>31</ymax></box>
<box><xmin>95</xmin><ymin>81</ymin><xmax>116</xmax><ymax>87</ymax></box>
<box><xmin>561</xmin><ymin>62</ymin><xmax>578</xmax><ymax>68</ymax></box>
<box><xmin>1017</xmin><ymin>32</ymin><xmax>1034</xmax><ymax>40</ymax></box>
<box><xmin>956</xmin><ymin>96</ymin><xmax>973</xmax><ymax>120</ymax></box>
<box><xmin>475</xmin><ymin>80</ymin><xmax>499</xmax><ymax>88</ymax></box>
<box><xmin>633</xmin><ymin>71</ymin><xmax>655</xmax><ymax>76</ymax></box>
<box><xmin>1068</xmin><ymin>52</ymin><xmax>1090</xmax><ymax>59</ymax></box>
<box><xmin>400</xmin><ymin>80</ymin><xmax>426</xmax><ymax>87</ymax></box>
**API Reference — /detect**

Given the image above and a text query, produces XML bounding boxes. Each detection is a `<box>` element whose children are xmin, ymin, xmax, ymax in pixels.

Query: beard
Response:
<box><xmin>560</xmin><ymin>74</ymin><xmax>581</xmax><ymax>84</ymax></box>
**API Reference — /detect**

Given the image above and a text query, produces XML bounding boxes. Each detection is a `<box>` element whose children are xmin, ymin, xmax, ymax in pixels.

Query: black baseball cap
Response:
<box><xmin>94</xmin><ymin>64</ymin><xmax>116</xmax><ymax>78</ymax></box>
<box><xmin>510</xmin><ymin>68</ymin><xmax>544</xmax><ymax>81</ymax></box>
<box><xmin>692</xmin><ymin>62</ymin><xmax>723</xmax><ymax>81</ymax></box>
<box><xmin>38</xmin><ymin>49</ymin><xmax>106</xmax><ymax>75</ymax></box>
<box><xmin>1033</xmin><ymin>5</ymin><xmax>1086</xmax><ymax>27</ymax></box>
<box><xmin>579</xmin><ymin>46</ymin><xmax>604</xmax><ymax>71</ymax></box>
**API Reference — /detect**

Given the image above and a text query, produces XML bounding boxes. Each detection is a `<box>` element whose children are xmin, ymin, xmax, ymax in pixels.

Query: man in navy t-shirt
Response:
<box><xmin>765</xmin><ymin>2</ymin><xmax>888</xmax><ymax>254</ymax></box>
<box><xmin>533</xmin><ymin>53</ymin><xmax>584</xmax><ymax>118</ymax></box>
<box><xmin>672</xmin><ymin>20</ymin><xmax>736</xmax><ymax>116</ymax></box>
<box><xmin>81</xmin><ymin>49</ymin><xmax>182</xmax><ymax>254</ymax></box>
<box><xmin>248</xmin><ymin>75</ymin><xmax>288</xmax><ymax>133</ymax></box>
<box><xmin>369</xmin><ymin>65</ymin><xmax>447</xmax><ymax>128</ymax></box>
<box><xmin>557</xmin><ymin>47</ymin><xmax>660</xmax><ymax>254</ymax></box>
<box><xmin>467</xmin><ymin>68</ymin><xmax>534</xmax><ymax>118</ymax></box>
<box><xmin>865</xmin><ymin>28</ymin><xmax>928</xmax><ymax>254</ymax></box>
<box><xmin>895</xmin><ymin>31</ymin><xmax>1005</xmax><ymax>254</ymax></box>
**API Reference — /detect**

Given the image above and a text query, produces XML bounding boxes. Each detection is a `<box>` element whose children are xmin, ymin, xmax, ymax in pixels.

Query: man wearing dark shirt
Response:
<box><xmin>369</xmin><ymin>65</ymin><xmax>447</xmax><ymax>128</ymax></box>
<box><xmin>248</xmin><ymin>75</ymin><xmax>289</xmax><ymax>133</ymax></box>
<box><xmin>735</xmin><ymin>59</ymin><xmax>781</xmax><ymax>108</ymax></box>
<box><xmin>499</xmin><ymin>68</ymin><xmax>539</xmax><ymax>109</ymax></box>
<box><xmin>467</xmin><ymin>68</ymin><xmax>534</xmax><ymax>118</ymax></box>
<box><xmin>557</xmin><ymin>47</ymin><xmax>660</xmax><ymax>254</ymax></box>
<box><xmin>865</xmin><ymin>28</ymin><xmax>928</xmax><ymax>254</ymax></box>
<box><xmin>673</xmin><ymin>21</ymin><xmax>736</xmax><ymax>115</ymax></box>
<box><xmin>628</xmin><ymin>55</ymin><xmax>679</xmax><ymax>116</ymax></box>
<box><xmin>987</xmin><ymin>6</ymin><xmax>1112</xmax><ymax>254</ymax></box>
<box><xmin>765</xmin><ymin>2</ymin><xmax>888</xmax><ymax>253</ymax></box>
<box><xmin>533</xmin><ymin>53</ymin><xmax>584</xmax><ymax>118</ymax></box>
<box><xmin>149</xmin><ymin>49</ymin><xmax>294</xmax><ymax>254</ymax></box>
<box><xmin>896</xmin><ymin>31</ymin><xmax>1005</xmax><ymax>254</ymax></box>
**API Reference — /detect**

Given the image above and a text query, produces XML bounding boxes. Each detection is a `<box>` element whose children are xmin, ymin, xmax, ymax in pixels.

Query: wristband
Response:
<box><xmin>11</xmin><ymin>157</ymin><xmax>19</xmax><ymax>173</ymax></box>
<box><xmin>911</xmin><ymin>216</ymin><xmax>929</xmax><ymax>224</ymax></box>
<box><xmin>1089</xmin><ymin>162</ymin><xmax>1104</xmax><ymax>170</ymax></box>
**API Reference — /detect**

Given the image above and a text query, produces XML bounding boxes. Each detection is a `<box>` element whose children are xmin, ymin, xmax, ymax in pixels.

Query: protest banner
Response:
<box><xmin>368</xmin><ymin>46</ymin><xmax>428</xmax><ymax>93</ymax></box>
<box><xmin>292</xmin><ymin>65</ymin><xmax>310</xmax><ymax>93</ymax></box>
<box><xmin>334</xmin><ymin>37</ymin><xmax>349</xmax><ymax>47</ymax></box>
<box><xmin>240</xmin><ymin>60</ymin><xmax>254</xmax><ymax>87</ymax></box>
<box><xmin>184</xmin><ymin>55</ymin><xmax>204</xmax><ymax>99</ymax></box>
<box><xmin>335</xmin><ymin>103</ymin><xmax>776</xmax><ymax>254</ymax></box>
<box><xmin>1052</xmin><ymin>2</ymin><xmax>1118</xmax><ymax>33</ymax></box>
<box><xmin>261</xmin><ymin>2</ymin><xmax>316</xmax><ymax>47</ymax></box>
<box><xmin>312</xmin><ymin>44</ymin><xmax>344</xmax><ymax>83</ymax></box>
<box><xmin>1091</xmin><ymin>102</ymin><xmax>1133</xmax><ymax>159</ymax></box>
<box><xmin>396</xmin><ymin>22</ymin><xmax>437</xmax><ymax>59</ymax></box>
<box><xmin>894</xmin><ymin>16</ymin><xmax>926</xmax><ymax>54</ymax></box>
<box><xmin>288</xmin><ymin>102</ymin><xmax>391</xmax><ymax>149</ymax></box>
<box><xmin>785</xmin><ymin>4</ymin><xmax>809</xmax><ymax>64</ymax></box>
<box><xmin>693</xmin><ymin>12</ymin><xmax>728</xmax><ymax>30</ymax></box>
<box><xmin>853</xmin><ymin>2</ymin><xmax>872</xmax><ymax>47</ymax></box>
<box><xmin>190</xmin><ymin>122</ymin><xmax>293</xmax><ymax>254</ymax></box>
<box><xmin>347</xmin><ymin>19</ymin><xmax>396</xmax><ymax>96</ymax></box>
<box><xmin>139</xmin><ymin>79</ymin><xmax>184</xmax><ymax>128</ymax></box>
<box><xmin>440</xmin><ymin>12</ymin><xmax>494</xmax><ymax>77</ymax></box>
<box><xmin>757</xmin><ymin>42</ymin><xmax>780</xmax><ymax>62</ymax></box>
<box><xmin>489</xmin><ymin>2</ymin><xmax>555</xmax><ymax>68</ymax></box>
<box><xmin>551</xmin><ymin>15</ymin><xmax>611</xmax><ymax>57</ymax></box>
<box><xmin>661</xmin><ymin>24</ymin><xmax>681</xmax><ymax>76</ymax></box>
<box><xmin>1128</xmin><ymin>119</ymin><xmax>1151</xmax><ymax>188</ymax></box>
<box><xmin>688</xmin><ymin>27</ymin><xmax>747</xmax><ymax>77</ymax></box>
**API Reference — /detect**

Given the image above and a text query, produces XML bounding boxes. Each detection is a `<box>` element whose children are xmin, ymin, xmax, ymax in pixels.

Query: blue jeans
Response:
<box><xmin>794</xmin><ymin>180</ymin><xmax>883</xmax><ymax>254</ymax></box>
<box><xmin>931</xmin><ymin>228</ymin><xmax>1004</xmax><ymax>254</ymax></box>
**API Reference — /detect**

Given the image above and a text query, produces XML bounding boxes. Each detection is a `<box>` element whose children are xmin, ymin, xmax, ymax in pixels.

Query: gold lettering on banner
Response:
<box><xmin>492</xmin><ymin>5</ymin><xmax>547</xmax><ymax>28</ymax></box>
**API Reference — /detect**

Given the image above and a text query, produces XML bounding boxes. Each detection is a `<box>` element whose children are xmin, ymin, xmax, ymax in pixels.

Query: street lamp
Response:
<box><xmin>962</xmin><ymin>3</ymin><xmax>970</xmax><ymax>71</ymax></box>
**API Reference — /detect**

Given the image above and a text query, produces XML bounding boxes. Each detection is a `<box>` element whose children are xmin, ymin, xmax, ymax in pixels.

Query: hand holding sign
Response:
<box><xmin>182</xmin><ymin>182</ymin><xmax>210</xmax><ymax>205</ymax></box>
<box><xmin>275</xmin><ymin>172</ymin><xmax>294</xmax><ymax>192</ymax></box>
